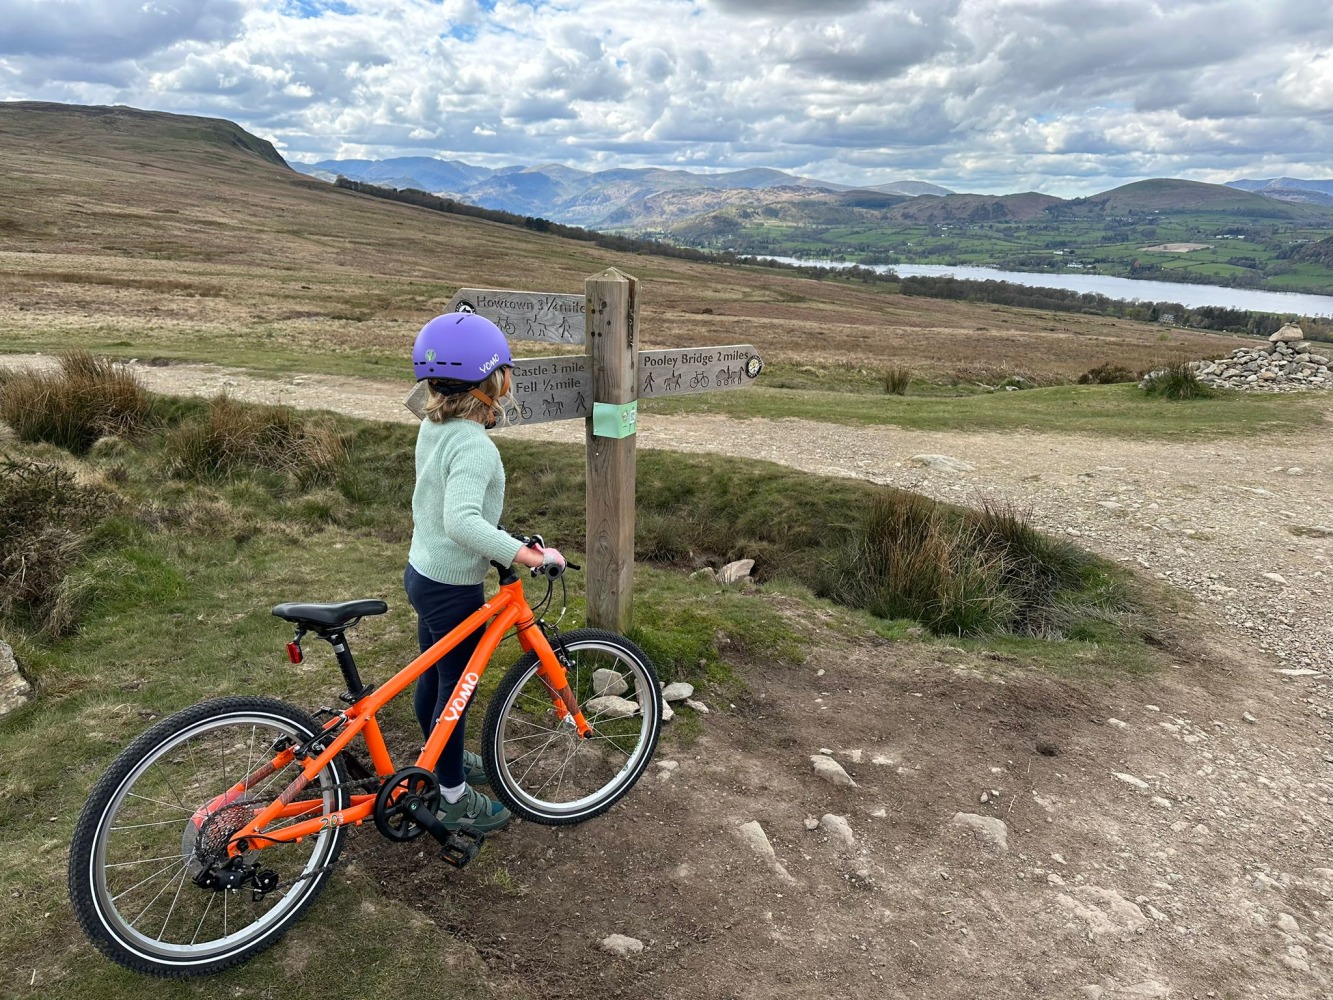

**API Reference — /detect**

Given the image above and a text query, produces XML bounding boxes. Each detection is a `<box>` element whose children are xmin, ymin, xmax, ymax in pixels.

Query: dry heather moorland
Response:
<box><xmin>0</xmin><ymin>102</ymin><xmax>1257</xmax><ymax>381</ymax></box>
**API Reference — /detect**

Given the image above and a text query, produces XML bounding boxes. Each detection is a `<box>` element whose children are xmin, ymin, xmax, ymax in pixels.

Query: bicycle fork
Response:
<box><xmin>528</xmin><ymin>629</ymin><xmax>593</xmax><ymax>738</ymax></box>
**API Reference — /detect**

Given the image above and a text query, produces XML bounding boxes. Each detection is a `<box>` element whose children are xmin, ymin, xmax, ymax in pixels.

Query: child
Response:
<box><xmin>405</xmin><ymin>312</ymin><xmax>565</xmax><ymax>831</ymax></box>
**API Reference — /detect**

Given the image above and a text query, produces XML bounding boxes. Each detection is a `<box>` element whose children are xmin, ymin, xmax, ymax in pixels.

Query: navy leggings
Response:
<box><xmin>403</xmin><ymin>564</ymin><xmax>485</xmax><ymax>787</ymax></box>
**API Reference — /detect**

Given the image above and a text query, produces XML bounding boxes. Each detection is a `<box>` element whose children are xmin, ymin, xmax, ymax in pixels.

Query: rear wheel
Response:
<box><xmin>67</xmin><ymin>696</ymin><xmax>348</xmax><ymax>977</ymax></box>
<box><xmin>482</xmin><ymin>629</ymin><xmax>661</xmax><ymax>824</ymax></box>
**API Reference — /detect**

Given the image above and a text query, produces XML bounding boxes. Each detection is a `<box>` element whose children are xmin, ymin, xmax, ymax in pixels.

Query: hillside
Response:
<box><xmin>0</xmin><ymin>101</ymin><xmax>289</xmax><ymax>169</ymax></box>
<box><xmin>1074</xmin><ymin>178</ymin><xmax>1307</xmax><ymax>216</ymax></box>
<box><xmin>1227</xmin><ymin>176</ymin><xmax>1333</xmax><ymax>206</ymax></box>
<box><xmin>0</xmin><ymin>100</ymin><xmax>1260</xmax><ymax>383</ymax></box>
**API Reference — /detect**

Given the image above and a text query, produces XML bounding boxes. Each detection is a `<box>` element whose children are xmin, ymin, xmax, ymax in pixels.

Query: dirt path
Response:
<box><xmin>7</xmin><ymin>354</ymin><xmax>1333</xmax><ymax>997</ymax></box>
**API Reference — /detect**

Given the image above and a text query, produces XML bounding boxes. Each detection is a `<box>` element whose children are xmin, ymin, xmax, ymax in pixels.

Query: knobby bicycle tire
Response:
<box><xmin>482</xmin><ymin>629</ymin><xmax>661</xmax><ymax>824</ymax></box>
<box><xmin>67</xmin><ymin>696</ymin><xmax>348</xmax><ymax>977</ymax></box>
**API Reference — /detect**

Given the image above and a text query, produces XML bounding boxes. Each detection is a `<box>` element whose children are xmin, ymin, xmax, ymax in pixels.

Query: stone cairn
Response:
<box><xmin>1189</xmin><ymin>324</ymin><xmax>1331</xmax><ymax>392</ymax></box>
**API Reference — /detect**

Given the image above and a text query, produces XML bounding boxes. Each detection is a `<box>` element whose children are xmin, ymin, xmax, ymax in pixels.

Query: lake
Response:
<box><xmin>761</xmin><ymin>258</ymin><xmax>1333</xmax><ymax>318</ymax></box>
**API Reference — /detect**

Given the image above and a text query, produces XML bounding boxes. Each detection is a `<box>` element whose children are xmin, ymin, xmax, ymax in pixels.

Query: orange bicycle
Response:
<box><xmin>67</xmin><ymin>537</ymin><xmax>662</xmax><ymax>977</ymax></box>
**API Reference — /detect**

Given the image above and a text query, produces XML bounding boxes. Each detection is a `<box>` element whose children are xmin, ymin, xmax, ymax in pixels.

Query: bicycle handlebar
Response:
<box><xmin>490</xmin><ymin>530</ymin><xmax>581</xmax><ymax>580</ymax></box>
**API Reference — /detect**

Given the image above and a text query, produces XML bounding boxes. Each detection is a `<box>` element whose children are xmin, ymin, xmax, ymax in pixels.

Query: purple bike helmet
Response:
<box><xmin>412</xmin><ymin>312</ymin><xmax>513</xmax><ymax>383</ymax></box>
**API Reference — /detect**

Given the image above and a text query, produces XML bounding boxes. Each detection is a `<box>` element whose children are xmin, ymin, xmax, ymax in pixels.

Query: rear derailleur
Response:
<box><xmin>192</xmin><ymin>858</ymin><xmax>281</xmax><ymax>901</ymax></box>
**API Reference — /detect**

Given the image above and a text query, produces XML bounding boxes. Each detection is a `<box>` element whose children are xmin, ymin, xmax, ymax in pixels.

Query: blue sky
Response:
<box><xmin>1</xmin><ymin>0</ymin><xmax>1330</xmax><ymax>196</ymax></box>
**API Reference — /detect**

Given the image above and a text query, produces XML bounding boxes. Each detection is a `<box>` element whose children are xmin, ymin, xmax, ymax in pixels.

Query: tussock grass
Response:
<box><xmin>1141</xmin><ymin>361</ymin><xmax>1216</xmax><ymax>400</ymax></box>
<box><xmin>814</xmin><ymin>493</ymin><xmax>1128</xmax><ymax>637</ymax></box>
<box><xmin>820</xmin><ymin>491</ymin><xmax>1015</xmax><ymax>636</ymax></box>
<box><xmin>163</xmin><ymin>394</ymin><xmax>345</xmax><ymax>484</ymax></box>
<box><xmin>0</xmin><ymin>457</ymin><xmax>115</xmax><ymax>635</ymax></box>
<box><xmin>1078</xmin><ymin>363</ymin><xmax>1139</xmax><ymax>384</ymax></box>
<box><xmin>0</xmin><ymin>351</ymin><xmax>152</xmax><ymax>453</ymax></box>
<box><xmin>883</xmin><ymin>366</ymin><xmax>912</xmax><ymax>395</ymax></box>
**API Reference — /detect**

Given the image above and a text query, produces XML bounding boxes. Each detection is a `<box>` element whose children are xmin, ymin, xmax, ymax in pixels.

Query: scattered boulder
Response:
<box><xmin>810</xmin><ymin>755</ymin><xmax>856</xmax><ymax>787</ymax></box>
<box><xmin>818</xmin><ymin>814</ymin><xmax>855</xmax><ymax>848</ymax></box>
<box><xmin>1113</xmin><ymin>772</ymin><xmax>1150</xmax><ymax>790</ymax></box>
<box><xmin>684</xmin><ymin>698</ymin><xmax>710</xmax><ymax>714</ymax></box>
<box><xmin>661</xmin><ymin>681</ymin><xmax>695</xmax><ymax>703</ymax></box>
<box><xmin>1</xmin><ymin>641</ymin><xmax>33</xmax><ymax>719</ymax></box>
<box><xmin>910</xmin><ymin>454</ymin><xmax>975</xmax><ymax>473</ymax></box>
<box><xmin>584</xmin><ymin>695</ymin><xmax>638</xmax><ymax>719</ymax></box>
<box><xmin>1055</xmin><ymin>886</ymin><xmax>1149</xmax><ymax>936</ymax></box>
<box><xmin>599</xmin><ymin>934</ymin><xmax>645</xmax><ymax>957</ymax></box>
<box><xmin>737</xmin><ymin>820</ymin><xmax>777</xmax><ymax>861</ymax></box>
<box><xmin>718</xmin><ymin>559</ymin><xmax>756</xmax><ymax>585</ymax></box>
<box><xmin>736</xmin><ymin>820</ymin><xmax>795</xmax><ymax>882</ymax></box>
<box><xmin>947</xmin><ymin>812</ymin><xmax>1009</xmax><ymax>853</ymax></box>
<box><xmin>592</xmin><ymin>668</ymin><xmax>629</xmax><ymax>697</ymax></box>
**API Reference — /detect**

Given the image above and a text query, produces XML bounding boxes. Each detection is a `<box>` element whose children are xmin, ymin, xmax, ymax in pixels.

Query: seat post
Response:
<box><xmin>322</xmin><ymin>630</ymin><xmax>371</xmax><ymax>702</ymax></box>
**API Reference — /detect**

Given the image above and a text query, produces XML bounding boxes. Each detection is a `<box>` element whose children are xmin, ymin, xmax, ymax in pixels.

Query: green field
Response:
<box><xmin>650</xmin><ymin>181</ymin><xmax>1333</xmax><ymax>295</ymax></box>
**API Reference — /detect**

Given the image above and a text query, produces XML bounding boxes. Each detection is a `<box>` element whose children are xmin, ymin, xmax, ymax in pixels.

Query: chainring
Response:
<box><xmin>372</xmin><ymin>766</ymin><xmax>441</xmax><ymax>842</ymax></box>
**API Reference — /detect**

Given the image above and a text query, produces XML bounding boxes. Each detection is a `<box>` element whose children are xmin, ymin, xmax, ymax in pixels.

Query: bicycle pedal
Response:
<box><xmin>439</xmin><ymin>826</ymin><xmax>485</xmax><ymax>868</ymax></box>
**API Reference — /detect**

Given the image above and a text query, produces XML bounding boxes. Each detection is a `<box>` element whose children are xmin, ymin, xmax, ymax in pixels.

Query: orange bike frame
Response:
<box><xmin>215</xmin><ymin>577</ymin><xmax>591</xmax><ymax>856</ymax></box>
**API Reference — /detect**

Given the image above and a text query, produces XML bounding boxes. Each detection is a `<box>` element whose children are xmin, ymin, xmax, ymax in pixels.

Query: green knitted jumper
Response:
<box><xmin>407</xmin><ymin>417</ymin><xmax>524</xmax><ymax>585</ymax></box>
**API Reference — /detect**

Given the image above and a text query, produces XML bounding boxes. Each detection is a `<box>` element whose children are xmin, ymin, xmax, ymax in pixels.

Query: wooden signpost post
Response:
<box><xmin>407</xmin><ymin>269</ymin><xmax>764</xmax><ymax>633</ymax></box>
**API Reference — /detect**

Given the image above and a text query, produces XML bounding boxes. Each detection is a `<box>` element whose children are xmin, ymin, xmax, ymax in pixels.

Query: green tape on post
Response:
<box><xmin>592</xmin><ymin>400</ymin><xmax>638</xmax><ymax>439</ymax></box>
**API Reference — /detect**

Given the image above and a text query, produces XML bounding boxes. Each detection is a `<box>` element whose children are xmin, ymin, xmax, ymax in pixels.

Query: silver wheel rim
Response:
<box><xmin>494</xmin><ymin>640</ymin><xmax>657</xmax><ymax>818</ymax></box>
<box><xmin>88</xmin><ymin>711</ymin><xmax>340</xmax><ymax>965</ymax></box>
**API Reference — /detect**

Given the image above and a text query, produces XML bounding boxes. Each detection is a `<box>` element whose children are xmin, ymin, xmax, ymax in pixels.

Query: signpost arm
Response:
<box><xmin>584</xmin><ymin>268</ymin><xmax>639</xmax><ymax>633</ymax></box>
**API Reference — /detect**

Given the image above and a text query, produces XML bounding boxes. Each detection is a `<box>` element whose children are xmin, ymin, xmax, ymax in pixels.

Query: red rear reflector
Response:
<box><xmin>286</xmin><ymin>642</ymin><xmax>303</xmax><ymax>664</ymax></box>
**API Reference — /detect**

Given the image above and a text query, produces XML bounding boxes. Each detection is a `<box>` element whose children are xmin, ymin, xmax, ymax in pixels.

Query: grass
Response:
<box><xmin>0</xmin><ymin>350</ymin><xmax>152</xmax><ymax>453</ymax></box>
<box><xmin>163</xmin><ymin>393</ymin><xmax>345</xmax><ymax>484</ymax></box>
<box><xmin>644</xmin><ymin>380</ymin><xmax>1318</xmax><ymax>439</ymax></box>
<box><xmin>1141</xmin><ymin>361</ymin><xmax>1216</xmax><ymax>400</ymax></box>
<box><xmin>0</xmin><ymin>393</ymin><xmax>1173</xmax><ymax>997</ymax></box>
<box><xmin>883</xmin><ymin>366</ymin><xmax>912</xmax><ymax>395</ymax></box>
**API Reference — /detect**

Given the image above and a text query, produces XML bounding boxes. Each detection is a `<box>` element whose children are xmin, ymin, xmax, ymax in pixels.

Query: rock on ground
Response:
<box><xmin>810</xmin><ymin>754</ymin><xmax>856</xmax><ymax>787</ymax></box>
<box><xmin>0</xmin><ymin>641</ymin><xmax>33</xmax><ymax>719</ymax></box>
<box><xmin>599</xmin><ymin>934</ymin><xmax>644</xmax><ymax>957</ymax></box>
<box><xmin>947</xmin><ymin>812</ymin><xmax>1009</xmax><ymax>853</ymax></box>
<box><xmin>661</xmin><ymin>681</ymin><xmax>695</xmax><ymax>702</ymax></box>
<box><xmin>910</xmin><ymin>453</ymin><xmax>975</xmax><ymax>473</ymax></box>
<box><xmin>592</xmin><ymin>668</ymin><xmax>629</xmax><ymax>697</ymax></box>
<box><xmin>584</xmin><ymin>695</ymin><xmax>638</xmax><ymax>719</ymax></box>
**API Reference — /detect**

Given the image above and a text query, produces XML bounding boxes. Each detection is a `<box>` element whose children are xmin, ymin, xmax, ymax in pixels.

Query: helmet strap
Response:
<box><xmin>467</xmin><ymin>367</ymin><xmax>511</xmax><ymax>417</ymax></box>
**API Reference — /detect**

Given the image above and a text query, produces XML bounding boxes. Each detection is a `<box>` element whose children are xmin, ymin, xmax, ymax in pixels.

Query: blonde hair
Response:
<box><xmin>424</xmin><ymin>368</ymin><xmax>512</xmax><ymax>425</ymax></box>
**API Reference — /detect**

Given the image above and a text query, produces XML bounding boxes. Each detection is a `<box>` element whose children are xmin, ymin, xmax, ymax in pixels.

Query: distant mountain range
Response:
<box><xmin>294</xmin><ymin>155</ymin><xmax>1333</xmax><ymax>235</ymax></box>
<box><xmin>1226</xmin><ymin>177</ymin><xmax>1333</xmax><ymax>206</ymax></box>
<box><xmin>291</xmin><ymin>157</ymin><xmax>952</xmax><ymax>228</ymax></box>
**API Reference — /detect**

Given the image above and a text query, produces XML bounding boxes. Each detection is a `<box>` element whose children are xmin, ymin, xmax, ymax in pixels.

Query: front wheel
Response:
<box><xmin>482</xmin><ymin>629</ymin><xmax>661</xmax><ymax>824</ymax></box>
<box><xmin>67</xmin><ymin>696</ymin><xmax>348</xmax><ymax>977</ymax></box>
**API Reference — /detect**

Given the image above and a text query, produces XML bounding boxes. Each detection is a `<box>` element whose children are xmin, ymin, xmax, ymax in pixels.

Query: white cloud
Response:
<box><xmin>0</xmin><ymin>0</ymin><xmax>1330</xmax><ymax>195</ymax></box>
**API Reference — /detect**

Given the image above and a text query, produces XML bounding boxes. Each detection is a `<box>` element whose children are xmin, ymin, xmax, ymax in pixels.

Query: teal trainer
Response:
<box><xmin>437</xmin><ymin>784</ymin><xmax>511</xmax><ymax>833</ymax></box>
<box><xmin>463</xmin><ymin>749</ymin><xmax>488</xmax><ymax>786</ymax></box>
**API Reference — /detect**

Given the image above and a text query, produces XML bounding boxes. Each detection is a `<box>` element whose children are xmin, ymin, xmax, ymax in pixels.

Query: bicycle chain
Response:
<box><xmin>195</xmin><ymin>773</ymin><xmax>383</xmax><ymax>880</ymax></box>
